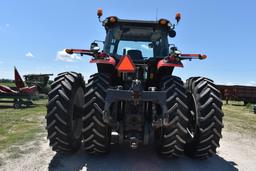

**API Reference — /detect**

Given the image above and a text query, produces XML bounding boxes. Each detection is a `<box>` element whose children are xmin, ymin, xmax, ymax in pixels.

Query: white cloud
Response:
<box><xmin>25</xmin><ymin>52</ymin><xmax>34</xmax><ymax>58</ymax></box>
<box><xmin>56</xmin><ymin>49</ymin><xmax>81</xmax><ymax>62</ymax></box>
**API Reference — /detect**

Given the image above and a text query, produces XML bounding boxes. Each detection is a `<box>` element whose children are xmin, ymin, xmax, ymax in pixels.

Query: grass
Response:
<box><xmin>0</xmin><ymin>99</ymin><xmax>47</xmax><ymax>152</ymax></box>
<box><xmin>0</xmin><ymin>82</ymin><xmax>15</xmax><ymax>87</ymax></box>
<box><xmin>223</xmin><ymin>101</ymin><xmax>256</xmax><ymax>135</ymax></box>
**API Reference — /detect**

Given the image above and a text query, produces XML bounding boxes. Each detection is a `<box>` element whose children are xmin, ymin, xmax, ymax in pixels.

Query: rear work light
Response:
<box><xmin>159</xmin><ymin>19</ymin><xmax>168</xmax><ymax>25</ymax></box>
<box><xmin>109</xmin><ymin>17</ymin><xmax>117</xmax><ymax>23</ymax></box>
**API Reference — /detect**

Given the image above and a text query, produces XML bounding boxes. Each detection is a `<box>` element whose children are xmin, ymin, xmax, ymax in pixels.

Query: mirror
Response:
<box><xmin>170</xmin><ymin>46</ymin><xmax>177</xmax><ymax>52</ymax></box>
<box><xmin>170</xmin><ymin>46</ymin><xmax>181</xmax><ymax>54</ymax></box>
<box><xmin>90</xmin><ymin>42</ymin><xmax>100</xmax><ymax>52</ymax></box>
<box><xmin>168</xmin><ymin>29</ymin><xmax>176</xmax><ymax>38</ymax></box>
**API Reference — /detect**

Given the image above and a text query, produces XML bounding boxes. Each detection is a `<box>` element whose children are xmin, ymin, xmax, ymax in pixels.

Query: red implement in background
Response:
<box><xmin>0</xmin><ymin>67</ymin><xmax>37</xmax><ymax>95</ymax></box>
<box><xmin>14</xmin><ymin>67</ymin><xmax>25</xmax><ymax>89</ymax></box>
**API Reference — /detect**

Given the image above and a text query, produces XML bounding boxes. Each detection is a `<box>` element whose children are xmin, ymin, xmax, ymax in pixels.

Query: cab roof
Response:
<box><xmin>103</xmin><ymin>17</ymin><xmax>171</xmax><ymax>31</ymax></box>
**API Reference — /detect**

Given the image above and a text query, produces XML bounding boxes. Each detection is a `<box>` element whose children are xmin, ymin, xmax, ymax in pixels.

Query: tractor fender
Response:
<box><xmin>90</xmin><ymin>56</ymin><xmax>116</xmax><ymax>65</ymax></box>
<box><xmin>157</xmin><ymin>58</ymin><xmax>183</xmax><ymax>70</ymax></box>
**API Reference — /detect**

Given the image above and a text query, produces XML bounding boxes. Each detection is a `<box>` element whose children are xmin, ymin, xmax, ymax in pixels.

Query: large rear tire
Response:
<box><xmin>156</xmin><ymin>76</ymin><xmax>189</xmax><ymax>158</ymax></box>
<box><xmin>46</xmin><ymin>72</ymin><xmax>85</xmax><ymax>152</ymax></box>
<box><xmin>83</xmin><ymin>73</ymin><xmax>112</xmax><ymax>154</ymax></box>
<box><xmin>185</xmin><ymin>77</ymin><xmax>224</xmax><ymax>159</ymax></box>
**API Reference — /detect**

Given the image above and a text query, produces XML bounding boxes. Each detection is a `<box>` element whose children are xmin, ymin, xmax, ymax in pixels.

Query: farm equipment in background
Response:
<box><xmin>218</xmin><ymin>84</ymin><xmax>256</xmax><ymax>105</ymax></box>
<box><xmin>24</xmin><ymin>74</ymin><xmax>53</xmax><ymax>94</ymax></box>
<box><xmin>46</xmin><ymin>9</ymin><xmax>224</xmax><ymax>159</ymax></box>
<box><xmin>0</xmin><ymin>67</ymin><xmax>38</xmax><ymax>108</ymax></box>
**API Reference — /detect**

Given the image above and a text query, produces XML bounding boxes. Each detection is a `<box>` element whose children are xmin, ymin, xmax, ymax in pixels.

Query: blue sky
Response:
<box><xmin>0</xmin><ymin>0</ymin><xmax>255</xmax><ymax>85</ymax></box>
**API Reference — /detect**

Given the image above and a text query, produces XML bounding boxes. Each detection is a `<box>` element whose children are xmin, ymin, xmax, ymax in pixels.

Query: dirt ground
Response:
<box><xmin>0</xmin><ymin>128</ymin><xmax>256</xmax><ymax>171</ymax></box>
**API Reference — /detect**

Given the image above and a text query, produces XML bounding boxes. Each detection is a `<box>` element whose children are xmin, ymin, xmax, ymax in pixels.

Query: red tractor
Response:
<box><xmin>46</xmin><ymin>9</ymin><xmax>223</xmax><ymax>159</ymax></box>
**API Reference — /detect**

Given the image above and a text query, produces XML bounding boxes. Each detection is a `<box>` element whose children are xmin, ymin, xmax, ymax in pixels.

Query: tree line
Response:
<box><xmin>0</xmin><ymin>79</ymin><xmax>14</xmax><ymax>83</ymax></box>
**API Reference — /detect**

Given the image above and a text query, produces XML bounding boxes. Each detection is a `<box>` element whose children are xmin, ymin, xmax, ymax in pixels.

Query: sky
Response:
<box><xmin>0</xmin><ymin>0</ymin><xmax>255</xmax><ymax>86</ymax></box>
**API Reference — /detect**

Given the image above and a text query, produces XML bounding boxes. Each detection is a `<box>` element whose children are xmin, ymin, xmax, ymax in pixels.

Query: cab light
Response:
<box><xmin>97</xmin><ymin>8</ymin><xmax>103</xmax><ymax>17</ymax></box>
<box><xmin>159</xmin><ymin>19</ymin><xmax>168</xmax><ymax>25</ymax></box>
<box><xmin>109</xmin><ymin>17</ymin><xmax>117</xmax><ymax>23</ymax></box>
<box><xmin>175</xmin><ymin>12</ymin><xmax>181</xmax><ymax>23</ymax></box>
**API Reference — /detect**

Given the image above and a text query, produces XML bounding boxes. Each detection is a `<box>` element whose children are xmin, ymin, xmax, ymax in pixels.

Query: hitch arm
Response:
<box><xmin>65</xmin><ymin>49</ymin><xmax>95</xmax><ymax>56</ymax></box>
<box><xmin>65</xmin><ymin>48</ymin><xmax>116</xmax><ymax>65</ymax></box>
<box><xmin>65</xmin><ymin>48</ymin><xmax>111</xmax><ymax>59</ymax></box>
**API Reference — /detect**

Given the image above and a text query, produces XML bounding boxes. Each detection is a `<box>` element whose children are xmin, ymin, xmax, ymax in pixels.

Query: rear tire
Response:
<box><xmin>46</xmin><ymin>72</ymin><xmax>85</xmax><ymax>152</ymax></box>
<box><xmin>156</xmin><ymin>76</ymin><xmax>189</xmax><ymax>158</ymax></box>
<box><xmin>185</xmin><ymin>77</ymin><xmax>224</xmax><ymax>159</ymax></box>
<box><xmin>83</xmin><ymin>73</ymin><xmax>112</xmax><ymax>154</ymax></box>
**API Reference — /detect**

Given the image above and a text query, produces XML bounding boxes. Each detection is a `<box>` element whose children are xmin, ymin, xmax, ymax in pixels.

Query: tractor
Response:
<box><xmin>46</xmin><ymin>9</ymin><xmax>224</xmax><ymax>159</ymax></box>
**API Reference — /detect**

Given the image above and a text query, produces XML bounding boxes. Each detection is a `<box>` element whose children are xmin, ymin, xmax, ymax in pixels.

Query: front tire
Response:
<box><xmin>185</xmin><ymin>77</ymin><xmax>224</xmax><ymax>159</ymax></box>
<box><xmin>46</xmin><ymin>72</ymin><xmax>85</xmax><ymax>152</ymax></box>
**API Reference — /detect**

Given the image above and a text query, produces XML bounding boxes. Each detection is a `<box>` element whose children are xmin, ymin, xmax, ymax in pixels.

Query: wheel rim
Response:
<box><xmin>14</xmin><ymin>103</ymin><xmax>20</xmax><ymax>109</ymax></box>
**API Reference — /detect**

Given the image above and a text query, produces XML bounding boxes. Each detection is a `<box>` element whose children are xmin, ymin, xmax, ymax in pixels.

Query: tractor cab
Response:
<box><xmin>102</xmin><ymin>17</ymin><xmax>176</xmax><ymax>61</ymax></box>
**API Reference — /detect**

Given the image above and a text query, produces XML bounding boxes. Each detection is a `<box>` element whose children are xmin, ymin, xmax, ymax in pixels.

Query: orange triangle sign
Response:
<box><xmin>116</xmin><ymin>55</ymin><xmax>135</xmax><ymax>72</ymax></box>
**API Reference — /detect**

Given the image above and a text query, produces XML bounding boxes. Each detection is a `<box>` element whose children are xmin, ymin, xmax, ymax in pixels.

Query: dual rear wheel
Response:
<box><xmin>46</xmin><ymin>73</ymin><xmax>223</xmax><ymax>159</ymax></box>
<box><xmin>46</xmin><ymin>73</ymin><xmax>111</xmax><ymax>154</ymax></box>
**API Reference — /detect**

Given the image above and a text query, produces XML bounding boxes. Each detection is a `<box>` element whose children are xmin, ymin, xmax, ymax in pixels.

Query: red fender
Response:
<box><xmin>90</xmin><ymin>56</ymin><xmax>116</xmax><ymax>65</ymax></box>
<box><xmin>157</xmin><ymin>56</ymin><xmax>183</xmax><ymax>69</ymax></box>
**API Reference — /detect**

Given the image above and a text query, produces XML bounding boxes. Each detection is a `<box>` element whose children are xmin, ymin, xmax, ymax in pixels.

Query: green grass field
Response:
<box><xmin>223</xmin><ymin>102</ymin><xmax>256</xmax><ymax>135</ymax></box>
<box><xmin>0</xmin><ymin>82</ymin><xmax>15</xmax><ymax>87</ymax></box>
<box><xmin>0</xmin><ymin>99</ymin><xmax>255</xmax><ymax>153</ymax></box>
<box><xmin>0</xmin><ymin>99</ymin><xmax>47</xmax><ymax>151</ymax></box>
